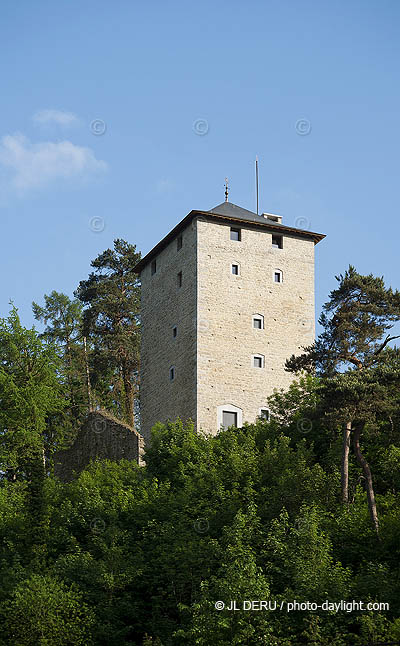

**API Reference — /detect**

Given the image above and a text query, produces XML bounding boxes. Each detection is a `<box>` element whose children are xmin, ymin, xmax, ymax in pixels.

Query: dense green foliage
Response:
<box><xmin>32</xmin><ymin>290</ymin><xmax>89</xmax><ymax>438</ymax></box>
<box><xmin>1</xmin><ymin>415</ymin><xmax>400</xmax><ymax>644</ymax></box>
<box><xmin>1</xmin><ymin>263</ymin><xmax>399</xmax><ymax>644</ymax></box>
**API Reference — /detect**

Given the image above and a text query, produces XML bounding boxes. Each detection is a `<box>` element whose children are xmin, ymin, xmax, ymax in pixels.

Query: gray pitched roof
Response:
<box><xmin>134</xmin><ymin>200</ymin><xmax>325</xmax><ymax>273</ymax></box>
<box><xmin>209</xmin><ymin>201</ymin><xmax>263</xmax><ymax>221</ymax></box>
<box><xmin>209</xmin><ymin>201</ymin><xmax>286</xmax><ymax>227</ymax></box>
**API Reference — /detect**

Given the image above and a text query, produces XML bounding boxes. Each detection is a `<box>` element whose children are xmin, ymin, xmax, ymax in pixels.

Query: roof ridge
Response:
<box><xmin>134</xmin><ymin>206</ymin><xmax>325</xmax><ymax>273</ymax></box>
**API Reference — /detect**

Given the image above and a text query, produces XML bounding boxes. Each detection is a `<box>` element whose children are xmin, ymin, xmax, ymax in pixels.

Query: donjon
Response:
<box><xmin>134</xmin><ymin>199</ymin><xmax>325</xmax><ymax>443</ymax></box>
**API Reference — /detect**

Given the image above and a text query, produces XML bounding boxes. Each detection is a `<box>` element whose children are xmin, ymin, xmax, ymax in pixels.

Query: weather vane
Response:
<box><xmin>224</xmin><ymin>177</ymin><xmax>229</xmax><ymax>202</ymax></box>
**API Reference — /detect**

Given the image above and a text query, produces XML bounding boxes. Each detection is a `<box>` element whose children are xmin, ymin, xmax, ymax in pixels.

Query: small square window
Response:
<box><xmin>274</xmin><ymin>271</ymin><xmax>282</xmax><ymax>283</ymax></box>
<box><xmin>169</xmin><ymin>366</ymin><xmax>175</xmax><ymax>381</ymax></box>
<box><xmin>253</xmin><ymin>356</ymin><xmax>263</xmax><ymax>368</ymax></box>
<box><xmin>151</xmin><ymin>259</ymin><xmax>157</xmax><ymax>275</ymax></box>
<box><xmin>172</xmin><ymin>326</ymin><xmax>177</xmax><ymax>338</ymax></box>
<box><xmin>177</xmin><ymin>271</ymin><xmax>183</xmax><ymax>287</ymax></box>
<box><xmin>230</xmin><ymin>228</ymin><xmax>241</xmax><ymax>241</ymax></box>
<box><xmin>253</xmin><ymin>316</ymin><xmax>263</xmax><ymax>329</ymax></box>
<box><xmin>177</xmin><ymin>235</ymin><xmax>183</xmax><ymax>251</ymax></box>
<box><xmin>259</xmin><ymin>409</ymin><xmax>270</xmax><ymax>420</ymax></box>
<box><xmin>222</xmin><ymin>411</ymin><xmax>237</xmax><ymax>427</ymax></box>
<box><xmin>231</xmin><ymin>264</ymin><xmax>239</xmax><ymax>275</ymax></box>
<box><xmin>272</xmin><ymin>235</ymin><xmax>283</xmax><ymax>249</ymax></box>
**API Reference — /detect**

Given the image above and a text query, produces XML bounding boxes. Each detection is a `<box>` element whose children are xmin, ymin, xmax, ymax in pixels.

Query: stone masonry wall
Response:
<box><xmin>54</xmin><ymin>411</ymin><xmax>145</xmax><ymax>482</ymax></box>
<box><xmin>196</xmin><ymin>217</ymin><xmax>315</xmax><ymax>434</ymax></box>
<box><xmin>139</xmin><ymin>221</ymin><xmax>197</xmax><ymax>443</ymax></box>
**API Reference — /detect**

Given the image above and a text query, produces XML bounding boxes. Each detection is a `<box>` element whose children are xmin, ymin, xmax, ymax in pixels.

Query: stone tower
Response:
<box><xmin>134</xmin><ymin>200</ymin><xmax>325</xmax><ymax>443</ymax></box>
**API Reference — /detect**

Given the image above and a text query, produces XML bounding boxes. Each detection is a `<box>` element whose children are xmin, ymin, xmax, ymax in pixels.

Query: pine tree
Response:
<box><xmin>74</xmin><ymin>239</ymin><xmax>141</xmax><ymax>429</ymax></box>
<box><xmin>286</xmin><ymin>266</ymin><xmax>400</xmax><ymax>536</ymax></box>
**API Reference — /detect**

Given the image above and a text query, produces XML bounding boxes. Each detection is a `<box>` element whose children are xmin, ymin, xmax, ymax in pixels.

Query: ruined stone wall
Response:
<box><xmin>54</xmin><ymin>411</ymin><xmax>145</xmax><ymax>482</ymax></box>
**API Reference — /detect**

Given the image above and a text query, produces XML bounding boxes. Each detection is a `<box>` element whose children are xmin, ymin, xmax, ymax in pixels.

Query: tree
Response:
<box><xmin>1</xmin><ymin>418</ymin><xmax>397</xmax><ymax>644</ymax></box>
<box><xmin>0</xmin><ymin>306</ymin><xmax>65</xmax><ymax>564</ymax></box>
<box><xmin>32</xmin><ymin>291</ymin><xmax>88</xmax><ymax>430</ymax></box>
<box><xmin>3</xmin><ymin>574</ymin><xmax>94</xmax><ymax>645</ymax></box>
<box><xmin>0</xmin><ymin>306</ymin><xmax>65</xmax><ymax>471</ymax></box>
<box><xmin>175</xmin><ymin>506</ymin><xmax>273</xmax><ymax>646</ymax></box>
<box><xmin>74</xmin><ymin>239</ymin><xmax>141</xmax><ymax>428</ymax></box>
<box><xmin>286</xmin><ymin>266</ymin><xmax>400</xmax><ymax>536</ymax></box>
<box><xmin>286</xmin><ymin>265</ymin><xmax>400</xmax><ymax>376</ymax></box>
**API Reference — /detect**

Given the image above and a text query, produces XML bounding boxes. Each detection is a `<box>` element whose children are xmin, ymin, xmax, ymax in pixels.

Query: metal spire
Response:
<box><xmin>255</xmin><ymin>156</ymin><xmax>259</xmax><ymax>215</ymax></box>
<box><xmin>224</xmin><ymin>177</ymin><xmax>229</xmax><ymax>202</ymax></box>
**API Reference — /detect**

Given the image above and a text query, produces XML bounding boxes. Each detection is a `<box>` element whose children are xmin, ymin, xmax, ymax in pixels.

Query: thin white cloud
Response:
<box><xmin>32</xmin><ymin>109</ymin><xmax>80</xmax><ymax>126</ymax></box>
<box><xmin>0</xmin><ymin>133</ymin><xmax>107</xmax><ymax>194</ymax></box>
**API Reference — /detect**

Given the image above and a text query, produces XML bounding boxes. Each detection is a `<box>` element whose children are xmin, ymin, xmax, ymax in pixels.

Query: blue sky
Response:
<box><xmin>1</xmin><ymin>1</ymin><xmax>399</xmax><ymax>332</ymax></box>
